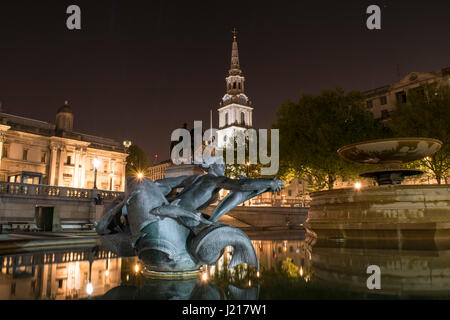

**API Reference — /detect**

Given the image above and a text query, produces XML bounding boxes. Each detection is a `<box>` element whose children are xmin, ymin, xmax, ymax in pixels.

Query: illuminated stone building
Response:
<box><xmin>0</xmin><ymin>102</ymin><xmax>127</xmax><ymax>191</ymax></box>
<box><xmin>148</xmin><ymin>160</ymin><xmax>172</xmax><ymax>181</ymax></box>
<box><xmin>364</xmin><ymin>66</ymin><xmax>450</xmax><ymax>120</ymax></box>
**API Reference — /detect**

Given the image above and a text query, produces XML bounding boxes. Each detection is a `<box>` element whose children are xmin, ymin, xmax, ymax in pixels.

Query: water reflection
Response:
<box><xmin>309</xmin><ymin>237</ymin><xmax>450</xmax><ymax>299</ymax></box>
<box><xmin>1</xmin><ymin>234</ymin><xmax>450</xmax><ymax>299</ymax></box>
<box><xmin>0</xmin><ymin>248</ymin><xmax>121</xmax><ymax>299</ymax></box>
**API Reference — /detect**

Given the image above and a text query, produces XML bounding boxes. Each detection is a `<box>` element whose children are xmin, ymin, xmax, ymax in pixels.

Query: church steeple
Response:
<box><xmin>217</xmin><ymin>29</ymin><xmax>254</xmax><ymax>148</ymax></box>
<box><xmin>229</xmin><ymin>28</ymin><xmax>241</xmax><ymax>76</ymax></box>
<box><xmin>226</xmin><ymin>28</ymin><xmax>245</xmax><ymax>95</ymax></box>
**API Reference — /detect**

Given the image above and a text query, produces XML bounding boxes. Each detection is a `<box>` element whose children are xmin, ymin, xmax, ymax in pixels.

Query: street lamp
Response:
<box><xmin>93</xmin><ymin>158</ymin><xmax>100</xmax><ymax>189</ymax></box>
<box><xmin>123</xmin><ymin>140</ymin><xmax>132</xmax><ymax>149</ymax></box>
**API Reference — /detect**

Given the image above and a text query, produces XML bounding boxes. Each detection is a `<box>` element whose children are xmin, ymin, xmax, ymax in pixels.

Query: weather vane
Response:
<box><xmin>232</xmin><ymin>27</ymin><xmax>238</xmax><ymax>40</ymax></box>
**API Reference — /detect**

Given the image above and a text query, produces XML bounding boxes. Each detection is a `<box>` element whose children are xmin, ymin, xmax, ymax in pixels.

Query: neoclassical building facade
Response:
<box><xmin>364</xmin><ymin>66</ymin><xmax>450</xmax><ymax>120</ymax></box>
<box><xmin>0</xmin><ymin>102</ymin><xmax>127</xmax><ymax>191</ymax></box>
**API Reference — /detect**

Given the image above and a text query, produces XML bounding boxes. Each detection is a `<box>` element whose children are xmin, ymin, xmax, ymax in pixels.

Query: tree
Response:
<box><xmin>126</xmin><ymin>144</ymin><xmax>150</xmax><ymax>177</ymax></box>
<box><xmin>223</xmin><ymin>134</ymin><xmax>265</xmax><ymax>179</ymax></box>
<box><xmin>272</xmin><ymin>88</ymin><xmax>390</xmax><ymax>190</ymax></box>
<box><xmin>389</xmin><ymin>83</ymin><xmax>450</xmax><ymax>184</ymax></box>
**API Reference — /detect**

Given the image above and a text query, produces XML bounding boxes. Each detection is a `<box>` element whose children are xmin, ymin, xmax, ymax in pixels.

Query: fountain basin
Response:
<box><xmin>337</xmin><ymin>137</ymin><xmax>442</xmax><ymax>166</ymax></box>
<box><xmin>305</xmin><ymin>184</ymin><xmax>450</xmax><ymax>240</ymax></box>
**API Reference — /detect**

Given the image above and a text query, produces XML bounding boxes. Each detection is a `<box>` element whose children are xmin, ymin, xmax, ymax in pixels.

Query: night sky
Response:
<box><xmin>0</xmin><ymin>1</ymin><xmax>449</xmax><ymax>161</ymax></box>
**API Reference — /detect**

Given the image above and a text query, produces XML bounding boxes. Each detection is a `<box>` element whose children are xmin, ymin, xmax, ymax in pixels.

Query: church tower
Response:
<box><xmin>217</xmin><ymin>29</ymin><xmax>253</xmax><ymax>148</ymax></box>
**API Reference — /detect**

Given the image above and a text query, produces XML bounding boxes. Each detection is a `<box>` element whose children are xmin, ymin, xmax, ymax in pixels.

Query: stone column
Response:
<box><xmin>58</xmin><ymin>146</ymin><xmax>66</xmax><ymax>186</ymax></box>
<box><xmin>0</xmin><ymin>132</ymin><xmax>6</xmax><ymax>169</ymax></box>
<box><xmin>73</xmin><ymin>148</ymin><xmax>80</xmax><ymax>188</ymax></box>
<box><xmin>121</xmin><ymin>160</ymin><xmax>126</xmax><ymax>192</ymax></box>
<box><xmin>49</xmin><ymin>145</ymin><xmax>58</xmax><ymax>186</ymax></box>
<box><xmin>109</xmin><ymin>159</ymin><xmax>114</xmax><ymax>191</ymax></box>
<box><xmin>80</xmin><ymin>149</ymin><xmax>86</xmax><ymax>188</ymax></box>
<box><xmin>0</xmin><ymin>125</ymin><xmax>11</xmax><ymax>172</ymax></box>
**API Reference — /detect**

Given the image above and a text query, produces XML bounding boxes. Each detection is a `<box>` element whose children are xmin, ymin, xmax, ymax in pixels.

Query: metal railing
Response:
<box><xmin>0</xmin><ymin>181</ymin><xmax>123</xmax><ymax>201</ymax></box>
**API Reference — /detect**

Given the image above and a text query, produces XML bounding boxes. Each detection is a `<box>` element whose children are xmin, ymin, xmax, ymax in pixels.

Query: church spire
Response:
<box><xmin>229</xmin><ymin>28</ymin><xmax>242</xmax><ymax>76</ymax></box>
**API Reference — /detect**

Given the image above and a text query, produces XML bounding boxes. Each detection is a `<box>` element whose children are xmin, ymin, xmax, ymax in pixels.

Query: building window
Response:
<box><xmin>288</xmin><ymin>190</ymin><xmax>292</xmax><ymax>196</ymax></box>
<box><xmin>396</xmin><ymin>91</ymin><xmax>407</xmax><ymax>103</ymax></box>
<box><xmin>380</xmin><ymin>96</ymin><xmax>387</xmax><ymax>105</ymax></box>
<box><xmin>66</xmin><ymin>155</ymin><xmax>71</xmax><ymax>165</ymax></box>
<box><xmin>238</xmin><ymin>82</ymin><xmax>241</xmax><ymax>89</ymax></box>
<box><xmin>366</xmin><ymin>100</ymin><xmax>373</xmax><ymax>109</ymax></box>
<box><xmin>381</xmin><ymin>109</ymin><xmax>390</xmax><ymax>120</ymax></box>
<box><xmin>41</xmin><ymin>151</ymin><xmax>47</xmax><ymax>163</ymax></box>
<box><xmin>58</xmin><ymin>279</ymin><xmax>63</xmax><ymax>289</ymax></box>
<box><xmin>233</xmin><ymin>82</ymin><xmax>236</xmax><ymax>89</ymax></box>
<box><xmin>225</xmin><ymin>113</ymin><xmax>228</xmax><ymax>125</ymax></box>
<box><xmin>2</xmin><ymin>145</ymin><xmax>8</xmax><ymax>158</ymax></box>
<box><xmin>410</xmin><ymin>86</ymin><xmax>425</xmax><ymax>98</ymax></box>
<box><xmin>22</xmin><ymin>149</ymin><xmax>28</xmax><ymax>161</ymax></box>
<box><xmin>241</xmin><ymin>112</ymin><xmax>245</xmax><ymax>124</ymax></box>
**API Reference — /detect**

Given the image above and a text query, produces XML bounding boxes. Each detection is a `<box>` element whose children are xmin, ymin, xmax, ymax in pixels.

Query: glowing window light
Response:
<box><xmin>134</xmin><ymin>264</ymin><xmax>140</xmax><ymax>273</ymax></box>
<box><xmin>354</xmin><ymin>182</ymin><xmax>362</xmax><ymax>190</ymax></box>
<box><xmin>201</xmin><ymin>272</ymin><xmax>208</xmax><ymax>282</ymax></box>
<box><xmin>300</xmin><ymin>266</ymin><xmax>304</xmax><ymax>277</ymax></box>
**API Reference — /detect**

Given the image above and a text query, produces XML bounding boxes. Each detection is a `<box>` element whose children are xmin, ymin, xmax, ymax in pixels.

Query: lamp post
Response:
<box><xmin>93</xmin><ymin>158</ymin><xmax>100</xmax><ymax>189</ymax></box>
<box><xmin>109</xmin><ymin>173</ymin><xmax>114</xmax><ymax>191</ymax></box>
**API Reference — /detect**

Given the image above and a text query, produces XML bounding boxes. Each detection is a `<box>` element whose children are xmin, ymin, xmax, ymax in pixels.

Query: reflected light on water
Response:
<box><xmin>86</xmin><ymin>282</ymin><xmax>93</xmax><ymax>295</ymax></box>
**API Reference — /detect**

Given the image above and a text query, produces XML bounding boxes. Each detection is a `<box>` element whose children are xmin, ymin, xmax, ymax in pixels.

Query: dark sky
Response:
<box><xmin>0</xmin><ymin>1</ymin><xmax>449</xmax><ymax>161</ymax></box>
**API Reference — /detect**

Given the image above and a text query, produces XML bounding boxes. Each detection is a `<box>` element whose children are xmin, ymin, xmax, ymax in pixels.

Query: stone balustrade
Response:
<box><xmin>0</xmin><ymin>181</ymin><xmax>123</xmax><ymax>201</ymax></box>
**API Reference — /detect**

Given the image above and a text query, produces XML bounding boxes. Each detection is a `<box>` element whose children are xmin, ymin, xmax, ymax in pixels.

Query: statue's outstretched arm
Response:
<box><xmin>209</xmin><ymin>187</ymin><xmax>270</xmax><ymax>222</ymax></box>
<box><xmin>154</xmin><ymin>175</ymin><xmax>191</xmax><ymax>195</ymax></box>
<box><xmin>209</xmin><ymin>177</ymin><xmax>284</xmax><ymax>222</ymax></box>
<box><xmin>217</xmin><ymin>176</ymin><xmax>284</xmax><ymax>193</ymax></box>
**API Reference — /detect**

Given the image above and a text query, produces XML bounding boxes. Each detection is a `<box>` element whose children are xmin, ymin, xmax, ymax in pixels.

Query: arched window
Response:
<box><xmin>233</xmin><ymin>82</ymin><xmax>236</xmax><ymax>89</ymax></box>
<box><xmin>238</xmin><ymin>82</ymin><xmax>241</xmax><ymax>89</ymax></box>
<box><xmin>225</xmin><ymin>113</ymin><xmax>228</xmax><ymax>125</ymax></box>
<box><xmin>241</xmin><ymin>112</ymin><xmax>245</xmax><ymax>124</ymax></box>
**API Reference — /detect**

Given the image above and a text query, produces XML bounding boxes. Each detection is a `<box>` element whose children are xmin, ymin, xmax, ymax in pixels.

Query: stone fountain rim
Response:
<box><xmin>337</xmin><ymin>137</ymin><xmax>443</xmax><ymax>159</ymax></box>
<box><xmin>309</xmin><ymin>183</ymin><xmax>450</xmax><ymax>197</ymax></box>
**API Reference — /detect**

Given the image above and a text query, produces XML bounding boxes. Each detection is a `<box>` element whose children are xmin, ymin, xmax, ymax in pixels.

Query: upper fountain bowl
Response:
<box><xmin>337</xmin><ymin>138</ymin><xmax>443</xmax><ymax>166</ymax></box>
